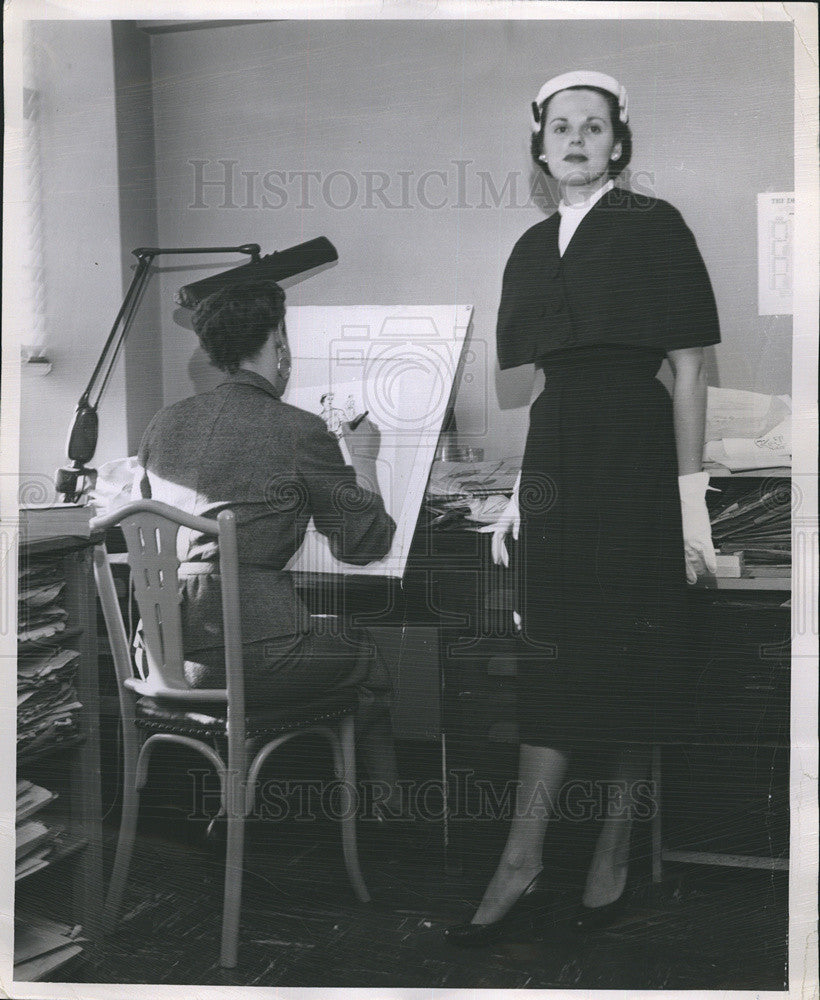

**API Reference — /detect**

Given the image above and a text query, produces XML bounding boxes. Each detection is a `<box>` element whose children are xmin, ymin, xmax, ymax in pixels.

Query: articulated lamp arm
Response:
<box><xmin>56</xmin><ymin>237</ymin><xmax>337</xmax><ymax>502</ymax></box>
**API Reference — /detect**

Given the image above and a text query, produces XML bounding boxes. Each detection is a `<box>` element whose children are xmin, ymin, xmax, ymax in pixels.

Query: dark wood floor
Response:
<box><xmin>52</xmin><ymin>738</ymin><xmax>788</xmax><ymax>989</ymax></box>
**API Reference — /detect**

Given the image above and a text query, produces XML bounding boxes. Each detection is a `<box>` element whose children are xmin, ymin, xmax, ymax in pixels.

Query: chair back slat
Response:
<box><xmin>120</xmin><ymin>512</ymin><xmax>188</xmax><ymax>689</ymax></box>
<box><xmin>90</xmin><ymin>500</ymin><xmax>242</xmax><ymax>704</ymax></box>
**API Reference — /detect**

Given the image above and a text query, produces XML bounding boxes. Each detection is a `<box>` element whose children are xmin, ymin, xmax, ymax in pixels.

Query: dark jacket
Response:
<box><xmin>496</xmin><ymin>188</ymin><xmax>721</xmax><ymax>370</ymax></box>
<box><xmin>137</xmin><ymin>369</ymin><xmax>396</xmax><ymax>646</ymax></box>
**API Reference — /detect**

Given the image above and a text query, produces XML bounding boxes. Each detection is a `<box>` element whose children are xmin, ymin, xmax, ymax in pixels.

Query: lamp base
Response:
<box><xmin>55</xmin><ymin>465</ymin><xmax>97</xmax><ymax>504</ymax></box>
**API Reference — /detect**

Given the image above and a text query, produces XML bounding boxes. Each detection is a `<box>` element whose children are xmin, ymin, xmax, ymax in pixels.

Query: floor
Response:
<box><xmin>53</xmin><ymin>738</ymin><xmax>788</xmax><ymax>990</ymax></box>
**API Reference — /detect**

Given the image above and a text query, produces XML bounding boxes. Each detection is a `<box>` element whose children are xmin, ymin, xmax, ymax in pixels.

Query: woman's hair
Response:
<box><xmin>192</xmin><ymin>280</ymin><xmax>287</xmax><ymax>374</ymax></box>
<box><xmin>530</xmin><ymin>85</ymin><xmax>633</xmax><ymax>180</ymax></box>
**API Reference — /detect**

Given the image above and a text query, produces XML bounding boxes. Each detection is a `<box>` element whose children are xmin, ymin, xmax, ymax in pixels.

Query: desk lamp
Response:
<box><xmin>56</xmin><ymin>237</ymin><xmax>337</xmax><ymax>502</ymax></box>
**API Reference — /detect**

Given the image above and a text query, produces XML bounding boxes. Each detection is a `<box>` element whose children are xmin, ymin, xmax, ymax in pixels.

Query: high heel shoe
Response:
<box><xmin>444</xmin><ymin>871</ymin><xmax>554</xmax><ymax>947</ymax></box>
<box><xmin>571</xmin><ymin>890</ymin><xmax>628</xmax><ymax>932</ymax></box>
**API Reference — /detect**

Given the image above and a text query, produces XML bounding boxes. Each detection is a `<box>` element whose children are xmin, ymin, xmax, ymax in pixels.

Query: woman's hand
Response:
<box><xmin>341</xmin><ymin>416</ymin><xmax>382</xmax><ymax>493</ymax></box>
<box><xmin>478</xmin><ymin>471</ymin><xmax>521</xmax><ymax>567</ymax></box>
<box><xmin>491</xmin><ymin>495</ymin><xmax>521</xmax><ymax>567</ymax></box>
<box><xmin>341</xmin><ymin>416</ymin><xmax>381</xmax><ymax>461</ymax></box>
<box><xmin>679</xmin><ymin>471</ymin><xmax>717</xmax><ymax>583</ymax></box>
<box><xmin>477</xmin><ymin>474</ymin><xmax>522</xmax><ymax>629</ymax></box>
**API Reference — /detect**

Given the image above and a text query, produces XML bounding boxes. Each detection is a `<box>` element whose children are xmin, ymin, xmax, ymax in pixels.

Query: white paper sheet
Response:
<box><xmin>282</xmin><ymin>304</ymin><xmax>474</xmax><ymax>577</ymax></box>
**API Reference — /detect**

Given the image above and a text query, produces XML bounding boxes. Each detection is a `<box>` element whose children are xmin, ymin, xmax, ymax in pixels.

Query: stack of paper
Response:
<box><xmin>19</xmin><ymin>503</ymin><xmax>93</xmax><ymax>543</ymax></box>
<box><xmin>18</xmin><ymin>648</ymin><xmax>83</xmax><ymax>759</ymax></box>
<box><xmin>703</xmin><ymin>418</ymin><xmax>791</xmax><ymax>473</ymax></box>
<box><xmin>427</xmin><ymin>457</ymin><xmax>521</xmax><ymax>501</ymax></box>
<box><xmin>18</xmin><ymin>556</ymin><xmax>84</xmax><ymax>758</ymax></box>
<box><xmin>14</xmin><ymin>913</ymin><xmax>85</xmax><ymax>981</ymax></box>
<box><xmin>15</xmin><ymin>781</ymin><xmax>62</xmax><ymax>881</ymax></box>
<box><xmin>703</xmin><ymin>388</ymin><xmax>792</xmax><ymax>473</ymax></box>
<box><xmin>705</xmin><ymin>387</ymin><xmax>791</xmax><ymax>441</ymax></box>
<box><xmin>17</xmin><ymin>780</ymin><xmax>58</xmax><ymax>822</ymax></box>
<box><xmin>18</xmin><ymin>564</ymin><xmax>67</xmax><ymax>644</ymax></box>
<box><xmin>710</xmin><ymin>484</ymin><xmax>791</xmax><ymax>569</ymax></box>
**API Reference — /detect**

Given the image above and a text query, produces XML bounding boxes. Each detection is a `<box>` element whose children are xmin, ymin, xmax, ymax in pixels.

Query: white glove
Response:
<box><xmin>477</xmin><ymin>472</ymin><xmax>523</xmax><ymax>628</ymax></box>
<box><xmin>478</xmin><ymin>471</ymin><xmax>521</xmax><ymax>568</ymax></box>
<box><xmin>678</xmin><ymin>471</ymin><xmax>718</xmax><ymax>584</ymax></box>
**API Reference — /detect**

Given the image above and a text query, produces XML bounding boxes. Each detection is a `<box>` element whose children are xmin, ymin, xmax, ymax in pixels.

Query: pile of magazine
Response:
<box><xmin>17</xmin><ymin>564</ymin><xmax>67</xmax><ymax>643</ymax></box>
<box><xmin>17</xmin><ymin>647</ymin><xmax>83</xmax><ymax>760</ymax></box>
<box><xmin>18</xmin><ymin>562</ymin><xmax>83</xmax><ymax>759</ymax></box>
<box><xmin>15</xmin><ymin>780</ymin><xmax>62</xmax><ymax>882</ymax></box>
<box><xmin>14</xmin><ymin>907</ymin><xmax>86</xmax><ymax>980</ymax></box>
<box><xmin>710</xmin><ymin>482</ymin><xmax>791</xmax><ymax>573</ymax></box>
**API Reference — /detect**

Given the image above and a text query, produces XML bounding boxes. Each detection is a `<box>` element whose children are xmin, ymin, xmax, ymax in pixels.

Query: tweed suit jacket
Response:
<box><xmin>137</xmin><ymin>369</ymin><xmax>396</xmax><ymax>649</ymax></box>
<box><xmin>496</xmin><ymin>188</ymin><xmax>721</xmax><ymax>370</ymax></box>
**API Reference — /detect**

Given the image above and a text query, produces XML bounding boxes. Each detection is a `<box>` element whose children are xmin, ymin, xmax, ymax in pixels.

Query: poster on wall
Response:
<box><xmin>758</xmin><ymin>191</ymin><xmax>794</xmax><ymax>315</ymax></box>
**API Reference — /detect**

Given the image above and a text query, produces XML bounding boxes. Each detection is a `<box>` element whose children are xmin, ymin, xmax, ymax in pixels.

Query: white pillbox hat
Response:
<box><xmin>531</xmin><ymin>71</ymin><xmax>629</xmax><ymax>132</ymax></box>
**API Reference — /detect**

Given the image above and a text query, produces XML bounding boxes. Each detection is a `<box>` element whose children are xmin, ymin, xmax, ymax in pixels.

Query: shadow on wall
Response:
<box><xmin>187</xmin><ymin>346</ymin><xmax>226</xmax><ymax>397</ymax></box>
<box><xmin>175</xmin><ymin>307</ymin><xmax>223</xmax><ymax>396</ymax></box>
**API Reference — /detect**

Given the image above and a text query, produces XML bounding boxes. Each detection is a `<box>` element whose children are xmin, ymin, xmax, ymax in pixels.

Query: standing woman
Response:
<box><xmin>446</xmin><ymin>71</ymin><xmax>719</xmax><ymax>945</ymax></box>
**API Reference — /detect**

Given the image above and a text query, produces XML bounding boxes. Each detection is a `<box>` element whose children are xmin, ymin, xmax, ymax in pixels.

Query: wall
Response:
<box><xmin>112</xmin><ymin>21</ymin><xmax>164</xmax><ymax>456</ymax></box>
<box><xmin>145</xmin><ymin>19</ymin><xmax>793</xmax><ymax>460</ymax></box>
<box><xmin>18</xmin><ymin>21</ymin><xmax>128</xmax><ymax>498</ymax></box>
<box><xmin>17</xmin><ymin>20</ymin><xmax>163</xmax><ymax>497</ymax></box>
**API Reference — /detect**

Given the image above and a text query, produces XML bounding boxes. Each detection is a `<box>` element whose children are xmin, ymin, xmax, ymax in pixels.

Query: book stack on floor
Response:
<box><xmin>15</xmin><ymin>776</ymin><xmax>89</xmax><ymax>979</ymax></box>
<box><xmin>710</xmin><ymin>482</ymin><xmax>791</xmax><ymax>579</ymax></box>
<box><xmin>15</xmin><ymin>781</ymin><xmax>62</xmax><ymax>881</ymax></box>
<box><xmin>14</xmin><ymin>911</ymin><xmax>86</xmax><ymax>981</ymax></box>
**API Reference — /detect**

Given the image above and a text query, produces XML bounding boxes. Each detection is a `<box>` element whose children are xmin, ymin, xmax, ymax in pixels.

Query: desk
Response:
<box><xmin>651</xmin><ymin>581</ymin><xmax>790</xmax><ymax>879</ymax></box>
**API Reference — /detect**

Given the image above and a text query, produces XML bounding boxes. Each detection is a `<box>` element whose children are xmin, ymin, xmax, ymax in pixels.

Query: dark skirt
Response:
<box><xmin>174</xmin><ymin>569</ymin><xmax>393</xmax><ymax>713</ymax></box>
<box><xmin>181</xmin><ymin>621</ymin><xmax>393</xmax><ymax>714</ymax></box>
<box><xmin>516</xmin><ymin>345</ymin><xmax>692</xmax><ymax>749</ymax></box>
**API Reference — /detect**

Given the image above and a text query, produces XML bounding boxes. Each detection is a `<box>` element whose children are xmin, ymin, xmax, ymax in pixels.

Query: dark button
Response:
<box><xmin>538</xmin><ymin>305</ymin><xmax>548</xmax><ymax>318</ymax></box>
<box><xmin>553</xmin><ymin>299</ymin><xmax>565</xmax><ymax>314</ymax></box>
<box><xmin>550</xmin><ymin>266</ymin><xmax>562</xmax><ymax>280</ymax></box>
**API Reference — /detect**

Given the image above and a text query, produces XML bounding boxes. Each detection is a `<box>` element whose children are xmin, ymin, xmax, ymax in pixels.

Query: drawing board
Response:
<box><xmin>282</xmin><ymin>304</ymin><xmax>473</xmax><ymax>577</ymax></box>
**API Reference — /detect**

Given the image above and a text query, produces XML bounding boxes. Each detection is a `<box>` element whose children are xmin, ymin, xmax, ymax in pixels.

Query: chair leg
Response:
<box><xmin>103</xmin><ymin>723</ymin><xmax>141</xmax><ymax>925</ymax></box>
<box><xmin>219</xmin><ymin>761</ymin><xmax>246</xmax><ymax>967</ymax></box>
<box><xmin>335</xmin><ymin>714</ymin><xmax>371</xmax><ymax>904</ymax></box>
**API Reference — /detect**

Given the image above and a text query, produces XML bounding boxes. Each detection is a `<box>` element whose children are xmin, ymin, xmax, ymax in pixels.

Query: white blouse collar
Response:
<box><xmin>558</xmin><ymin>178</ymin><xmax>615</xmax><ymax>216</ymax></box>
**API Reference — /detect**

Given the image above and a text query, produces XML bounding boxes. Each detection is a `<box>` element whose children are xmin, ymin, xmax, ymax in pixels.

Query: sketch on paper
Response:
<box><xmin>318</xmin><ymin>391</ymin><xmax>359</xmax><ymax>438</ymax></box>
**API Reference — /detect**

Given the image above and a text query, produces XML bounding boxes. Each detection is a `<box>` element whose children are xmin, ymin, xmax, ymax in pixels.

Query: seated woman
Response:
<box><xmin>134</xmin><ymin>279</ymin><xmax>400</xmax><ymax>806</ymax></box>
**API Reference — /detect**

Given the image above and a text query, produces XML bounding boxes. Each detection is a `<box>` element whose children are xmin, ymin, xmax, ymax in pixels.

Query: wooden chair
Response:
<box><xmin>90</xmin><ymin>499</ymin><xmax>370</xmax><ymax>968</ymax></box>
